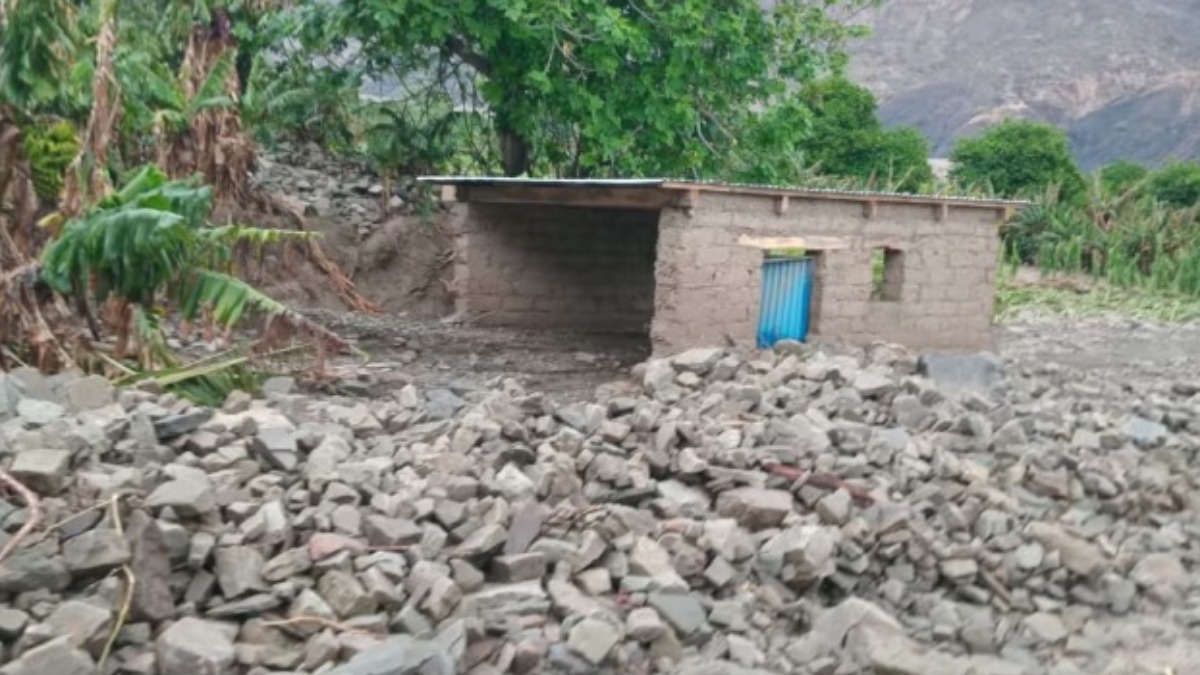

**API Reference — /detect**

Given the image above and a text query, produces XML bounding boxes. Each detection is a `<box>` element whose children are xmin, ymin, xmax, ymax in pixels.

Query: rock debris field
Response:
<box><xmin>1</xmin><ymin>321</ymin><xmax>1200</xmax><ymax>675</ymax></box>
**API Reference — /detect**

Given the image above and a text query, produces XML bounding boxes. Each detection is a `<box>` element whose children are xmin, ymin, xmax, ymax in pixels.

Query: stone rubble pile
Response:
<box><xmin>251</xmin><ymin>143</ymin><xmax>391</xmax><ymax>238</ymax></box>
<box><xmin>0</xmin><ymin>339</ymin><xmax>1198</xmax><ymax>675</ymax></box>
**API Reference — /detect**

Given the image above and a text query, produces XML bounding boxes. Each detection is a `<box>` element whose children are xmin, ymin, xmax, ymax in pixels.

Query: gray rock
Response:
<box><xmin>493</xmin><ymin>553</ymin><xmax>546</xmax><ymax>583</ymax></box>
<box><xmin>0</xmin><ymin>373</ymin><xmax>23</xmax><ymax>420</ymax></box>
<box><xmin>627</xmin><ymin>607</ymin><xmax>669</xmax><ymax>642</ymax></box>
<box><xmin>153</xmin><ymin>409</ymin><xmax>213</xmax><ymax>439</ymax></box>
<box><xmin>0</xmin><ymin>608</ymin><xmax>29</xmax><ymax>640</ymax></box>
<box><xmin>156</xmin><ymin>618</ymin><xmax>235</xmax><ymax>675</ymax></box>
<box><xmin>1124</xmin><ymin>416</ymin><xmax>1168</xmax><ymax>448</ymax></box>
<box><xmin>318</xmin><ymin>570</ymin><xmax>377</xmax><ymax>618</ymax></box>
<box><xmin>263</xmin><ymin>548</ymin><xmax>314</xmax><ymax>582</ymax></box>
<box><xmin>145</xmin><ymin>475</ymin><xmax>216</xmax><ymax>517</ymax></box>
<box><xmin>45</xmin><ymin>600</ymin><xmax>112</xmax><ymax>653</ymax></box>
<box><xmin>326</xmin><ymin>635</ymin><xmax>454</xmax><ymax>675</ymax></box>
<box><xmin>463</xmin><ymin>582</ymin><xmax>551</xmax><ymax>624</ymax></box>
<box><xmin>852</xmin><ymin>371</ymin><xmax>896</xmax><ymax>398</ymax></box>
<box><xmin>262</xmin><ymin>376</ymin><xmax>297</xmax><ymax>396</ymax></box>
<box><xmin>9</xmin><ymin>449</ymin><xmax>71</xmax><ymax>494</ymax></box>
<box><xmin>249</xmin><ymin>427</ymin><xmax>299</xmax><ymax>471</ymax></box>
<box><xmin>648</xmin><ymin>590</ymin><xmax>708</xmax><ymax>638</ymax></box>
<box><xmin>0</xmin><ymin>636</ymin><xmax>95</xmax><ymax>675</ymax></box>
<box><xmin>628</xmin><ymin>536</ymin><xmax>688</xmax><ymax>589</ymax></box>
<box><xmin>494</xmin><ymin>463</ymin><xmax>537</xmax><ymax>502</ymax></box>
<box><xmin>454</xmin><ymin>523</ymin><xmax>507</xmax><ymax>558</ymax></box>
<box><xmin>17</xmin><ymin>398</ymin><xmax>65</xmax><ymax>425</ymax></box>
<box><xmin>363</xmin><ymin>515</ymin><xmax>423</xmax><ymax>547</ymax></box>
<box><xmin>1024</xmin><ymin>612</ymin><xmax>1069</xmax><ymax>644</ymax></box>
<box><xmin>213</xmin><ymin>546</ymin><xmax>266</xmax><ymax>598</ymax></box>
<box><xmin>567</xmin><ymin>615</ymin><xmax>623</xmax><ymax>665</ymax></box>
<box><xmin>62</xmin><ymin>528</ymin><xmax>131</xmax><ymax>574</ymax></box>
<box><xmin>756</xmin><ymin>525</ymin><xmax>837</xmax><ymax>588</ymax></box>
<box><xmin>0</xmin><ymin>547</ymin><xmax>71</xmax><ymax>594</ymax></box>
<box><xmin>715</xmin><ymin>487</ymin><xmax>794</xmax><ymax>530</ymax></box>
<box><xmin>61</xmin><ymin>375</ymin><xmax>115</xmax><ymax>412</ymax></box>
<box><xmin>1025</xmin><ymin>522</ymin><xmax>1106</xmax><ymax>577</ymax></box>
<box><xmin>815</xmin><ymin>489</ymin><xmax>852</xmax><ymax>525</ymax></box>
<box><xmin>672</xmin><ymin>348</ymin><xmax>723</xmax><ymax>375</ymax></box>
<box><xmin>916</xmin><ymin>352</ymin><xmax>1003</xmax><ymax>396</ymax></box>
<box><xmin>1130</xmin><ymin>552</ymin><xmax>1187</xmax><ymax>598</ymax></box>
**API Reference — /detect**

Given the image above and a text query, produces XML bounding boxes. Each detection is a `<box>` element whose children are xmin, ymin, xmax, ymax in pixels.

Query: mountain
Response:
<box><xmin>847</xmin><ymin>0</ymin><xmax>1200</xmax><ymax>169</ymax></box>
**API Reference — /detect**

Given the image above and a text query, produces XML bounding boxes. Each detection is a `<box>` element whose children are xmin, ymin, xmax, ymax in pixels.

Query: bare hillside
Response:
<box><xmin>848</xmin><ymin>0</ymin><xmax>1200</xmax><ymax>168</ymax></box>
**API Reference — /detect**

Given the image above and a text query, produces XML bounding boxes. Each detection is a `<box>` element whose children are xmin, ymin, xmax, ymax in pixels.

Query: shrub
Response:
<box><xmin>1147</xmin><ymin>161</ymin><xmax>1200</xmax><ymax>209</ymax></box>
<box><xmin>950</xmin><ymin>120</ymin><xmax>1084</xmax><ymax>200</ymax></box>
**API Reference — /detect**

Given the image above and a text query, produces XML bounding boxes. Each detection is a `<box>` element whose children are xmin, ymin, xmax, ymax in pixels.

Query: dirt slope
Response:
<box><xmin>847</xmin><ymin>0</ymin><xmax>1200</xmax><ymax>168</ymax></box>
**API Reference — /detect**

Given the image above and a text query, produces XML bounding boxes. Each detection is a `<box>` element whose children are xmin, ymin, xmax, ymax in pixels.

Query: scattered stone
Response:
<box><xmin>715</xmin><ymin>487</ymin><xmax>794</xmax><ymax>530</ymax></box>
<box><xmin>213</xmin><ymin>547</ymin><xmax>266</xmax><ymax>598</ymax></box>
<box><xmin>567</xmin><ymin>616</ymin><xmax>623</xmax><ymax>665</ymax></box>
<box><xmin>145</xmin><ymin>475</ymin><xmax>216</xmax><ymax>517</ymax></box>
<box><xmin>155</xmin><ymin>618</ymin><xmax>235</xmax><ymax>675</ymax></box>
<box><xmin>1025</xmin><ymin>523</ymin><xmax>1107</xmax><ymax>577</ymax></box>
<box><xmin>1024</xmin><ymin>612</ymin><xmax>1069</xmax><ymax>644</ymax></box>
<box><xmin>9</xmin><ymin>449</ymin><xmax>71</xmax><ymax>494</ymax></box>
<box><xmin>0</xmin><ymin>636</ymin><xmax>95</xmax><ymax>675</ymax></box>
<box><xmin>648</xmin><ymin>590</ymin><xmax>708</xmax><ymax>638</ymax></box>
<box><xmin>2</xmin><ymin>327</ymin><xmax>1198</xmax><ymax>675</ymax></box>
<box><xmin>62</xmin><ymin>528</ymin><xmax>131</xmax><ymax>574</ymax></box>
<box><xmin>326</xmin><ymin>635</ymin><xmax>454</xmax><ymax>675</ymax></box>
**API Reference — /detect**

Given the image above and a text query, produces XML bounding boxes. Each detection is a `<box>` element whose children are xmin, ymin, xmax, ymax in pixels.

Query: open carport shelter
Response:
<box><xmin>419</xmin><ymin>177</ymin><xmax>1021</xmax><ymax>355</ymax></box>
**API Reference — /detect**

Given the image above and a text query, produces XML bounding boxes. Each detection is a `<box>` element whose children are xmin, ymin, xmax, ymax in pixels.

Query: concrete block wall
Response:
<box><xmin>651</xmin><ymin>194</ymin><xmax>1002</xmax><ymax>354</ymax></box>
<box><xmin>451</xmin><ymin>203</ymin><xmax>659</xmax><ymax>332</ymax></box>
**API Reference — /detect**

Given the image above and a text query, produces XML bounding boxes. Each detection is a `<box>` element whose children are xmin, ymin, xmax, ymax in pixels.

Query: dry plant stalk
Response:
<box><xmin>159</xmin><ymin>9</ymin><xmax>253</xmax><ymax>201</ymax></box>
<box><xmin>97</xmin><ymin>496</ymin><xmax>136</xmax><ymax>672</ymax></box>
<box><xmin>61</xmin><ymin>0</ymin><xmax>120</xmax><ymax>216</ymax></box>
<box><xmin>0</xmin><ymin>470</ymin><xmax>43</xmax><ymax>564</ymax></box>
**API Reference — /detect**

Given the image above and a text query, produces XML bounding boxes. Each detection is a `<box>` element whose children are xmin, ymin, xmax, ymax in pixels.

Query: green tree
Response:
<box><xmin>792</xmin><ymin>78</ymin><xmax>932</xmax><ymax>192</ymax></box>
<box><xmin>949</xmin><ymin>120</ymin><xmax>1084</xmax><ymax>200</ymax></box>
<box><xmin>1147</xmin><ymin>161</ymin><xmax>1200</xmax><ymax>209</ymax></box>
<box><xmin>1099</xmin><ymin>160</ymin><xmax>1149</xmax><ymax>197</ymax></box>
<box><xmin>332</xmin><ymin>0</ymin><xmax>877</xmax><ymax>178</ymax></box>
<box><xmin>874</xmin><ymin>127</ymin><xmax>933</xmax><ymax>192</ymax></box>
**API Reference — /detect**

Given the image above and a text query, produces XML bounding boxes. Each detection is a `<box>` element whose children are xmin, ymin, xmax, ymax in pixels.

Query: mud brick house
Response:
<box><xmin>419</xmin><ymin>177</ymin><xmax>1021</xmax><ymax>354</ymax></box>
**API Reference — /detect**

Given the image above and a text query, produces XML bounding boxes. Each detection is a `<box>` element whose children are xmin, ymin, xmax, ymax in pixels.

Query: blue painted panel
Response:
<box><xmin>757</xmin><ymin>257</ymin><xmax>814</xmax><ymax>348</ymax></box>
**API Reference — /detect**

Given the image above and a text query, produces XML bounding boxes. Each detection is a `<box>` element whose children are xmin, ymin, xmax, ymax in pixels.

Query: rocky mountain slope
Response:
<box><xmin>847</xmin><ymin>0</ymin><xmax>1200</xmax><ymax>168</ymax></box>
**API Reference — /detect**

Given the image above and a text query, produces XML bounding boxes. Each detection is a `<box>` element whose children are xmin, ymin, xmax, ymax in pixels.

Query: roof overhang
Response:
<box><xmin>418</xmin><ymin>176</ymin><xmax>1029</xmax><ymax>217</ymax></box>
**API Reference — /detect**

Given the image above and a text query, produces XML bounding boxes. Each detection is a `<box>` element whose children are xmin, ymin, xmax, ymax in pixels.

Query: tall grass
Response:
<box><xmin>1006</xmin><ymin>175</ymin><xmax>1200</xmax><ymax>296</ymax></box>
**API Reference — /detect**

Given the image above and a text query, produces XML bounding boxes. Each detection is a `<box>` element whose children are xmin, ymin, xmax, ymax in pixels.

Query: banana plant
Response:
<box><xmin>39</xmin><ymin>164</ymin><xmax>348</xmax><ymax>400</ymax></box>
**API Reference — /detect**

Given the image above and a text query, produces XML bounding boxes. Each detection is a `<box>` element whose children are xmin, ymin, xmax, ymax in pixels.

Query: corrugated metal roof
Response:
<box><xmin>417</xmin><ymin>176</ymin><xmax>1030</xmax><ymax>208</ymax></box>
<box><xmin>419</xmin><ymin>177</ymin><xmax>668</xmax><ymax>188</ymax></box>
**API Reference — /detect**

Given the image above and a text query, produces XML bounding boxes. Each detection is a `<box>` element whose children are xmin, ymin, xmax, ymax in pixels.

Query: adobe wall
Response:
<box><xmin>448</xmin><ymin>203</ymin><xmax>659</xmax><ymax>332</ymax></box>
<box><xmin>651</xmin><ymin>194</ymin><xmax>1002</xmax><ymax>354</ymax></box>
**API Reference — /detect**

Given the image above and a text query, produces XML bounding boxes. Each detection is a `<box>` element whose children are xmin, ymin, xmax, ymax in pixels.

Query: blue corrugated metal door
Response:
<box><xmin>757</xmin><ymin>256</ymin><xmax>815</xmax><ymax>348</ymax></box>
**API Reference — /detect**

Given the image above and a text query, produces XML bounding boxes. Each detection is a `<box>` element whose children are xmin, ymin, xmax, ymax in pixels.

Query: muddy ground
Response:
<box><xmin>307</xmin><ymin>307</ymin><xmax>1200</xmax><ymax>404</ymax></box>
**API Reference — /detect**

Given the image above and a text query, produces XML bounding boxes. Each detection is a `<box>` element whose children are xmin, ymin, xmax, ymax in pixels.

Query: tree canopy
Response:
<box><xmin>1147</xmin><ymin>161</ymin><xmax>1200</xmax><ymax>209</ymax></box>
<box><xmin>331</xmin><ymin>0</ymin><xmax>878</xmax><ymax>178</ymax></box>
<box><xmin>795</xmin><ymin>77</ymin><xmax>933</xmax><ymax>191</ymax></box>
<box><xmin>950</xmin><ymin>120</ymin><xmax>1084</xmax><ymax>200</ymax></box>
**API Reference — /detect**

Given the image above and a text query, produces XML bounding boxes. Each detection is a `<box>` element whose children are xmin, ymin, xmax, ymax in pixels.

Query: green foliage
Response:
<box><xmin>1005</xmin><ymin>176</ymin><xmax>1200</xmax><ymax>296</ymax></box>
<box><xmin>950</xmin><ymin>120</ymin><xmax>1084</xmax><ymax>200</ymax></box>
<box><xmin>332</xmin><ymin>0</ymin><xmax>877</xmax><ymax>178</ymax></box>
<box><xmin>876</xmin><ymin>128</ymin><xmax>934</xmax><ymax>193</ymax></box>
<box><xmin>0</xmin><ymin>0</ymin><xmax>78</xmax><ymax>113</ymax></box>
<box><xmin>766</xmin><ymin>78</ymin><xmax>933</xmax><ymax>192</ymax></box>
<box><xmin>43</xmin><ymin>165</ymin><xmax>312</xmax><ymax>316</ymax></box>
<box><xmin>1147</xmin><ymin>161</ymin><xmax>1200</xmax><ymax>209</ymax></box>
<box><xmin>1099</xmin><ymin>160</ymin><xmax>1149</xmax><ymax>197</ymax></box>
<box><xmin>23</xmin><ymin>120</ymin><xmax>80</xmax><ymax>202</ymax></box>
